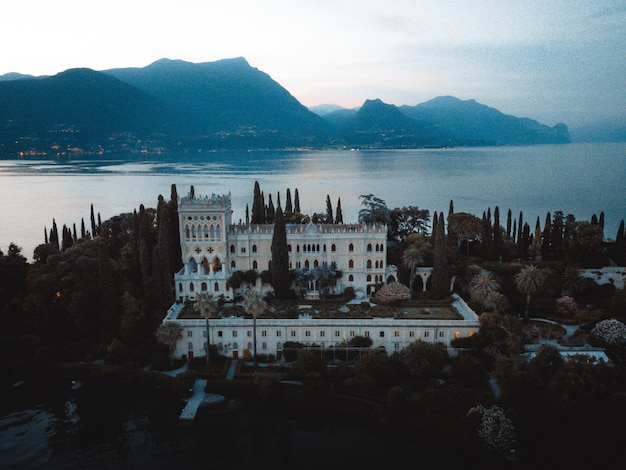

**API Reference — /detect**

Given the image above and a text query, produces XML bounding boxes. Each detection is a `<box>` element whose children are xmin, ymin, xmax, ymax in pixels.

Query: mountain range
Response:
<box><xmin>0</xmin><ymin>57</ymin><xmax>574</xmax><ymax>156</ymax></box>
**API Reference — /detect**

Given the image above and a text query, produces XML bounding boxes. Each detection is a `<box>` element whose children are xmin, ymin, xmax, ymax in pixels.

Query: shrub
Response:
<box><xmin>374</xmin><ymin>281</ymin><xmax>411</xmax><ymax>303</ymax></box>
<box><xmin>555</xmin><ymin>295</ymin><xmax>578</xmax><ymax>318</ymax></box>
<box><xmin>591</xmin><ymin>318</ymin><xmax>626</xmax><ymax>346</ymax></box>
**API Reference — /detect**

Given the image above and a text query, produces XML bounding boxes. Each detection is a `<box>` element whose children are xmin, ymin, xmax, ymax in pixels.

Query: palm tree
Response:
<box><xmin>194</xmin><ymin>292</ymin><xmax>219</xmax><ymax>367</ymax></box>
<box><xmin>156</xmin><ymin>323</ymin><xmax>183</xmax><ymax>364</ymax></box>
<box><xmin>242</xmin><ymin>289</ymin><xmax>267</xmax><ymax>367</ymax></box>
<box><xmin>468</xmin><ymin>267</ymin><xmax>501</xmax><ymax>311</ymax></box>
<box><xmin>561</xmin><ymin>266</ymin><xmax>583</xmax><ymax>296</ymax></box>
<box><xmin>402</xmin><ymin>247</ymin><xmax>424</xmax><ymax>293</ymax></box>
<box><xmin>515</xmin><ymin>264</ymin><xmax>548</xmax><ymax>320</ymax></box>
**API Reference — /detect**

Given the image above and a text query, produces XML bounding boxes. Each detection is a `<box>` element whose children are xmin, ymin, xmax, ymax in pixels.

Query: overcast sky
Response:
<box><xmin>3</xmin><ymin>0</ymin><xmax>625</xmax><ymax>127</ymax></box>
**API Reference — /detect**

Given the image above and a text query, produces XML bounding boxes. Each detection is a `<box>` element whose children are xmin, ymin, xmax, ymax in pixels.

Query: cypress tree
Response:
<box><xmin>518</xmin><ymin>211</ymin><xmax>524</xmax><ymax>244</ymax></box>
<box><xmin>245</xmin><ymin>204</ymin><xmax>250</xmax><ymax>225</ymax></box>
<box><xmin>294</xmin><ymin>188</ymin><xmax>300</xmax><ymax>213</ymax></box>
<box><xmin>512</xmin><ymin>219</ymin><xmax>517</xmax><ymax>245</ymax></box>
<box><xmin>252</xmin><ymin>181</ymin><xmax>263</xmax><ymax>224</ymax></box>
<box><xmin>285</xmin><ymin>189</ymin><xmax>293</xmax><ymax>213</ymax></box>
<box><xmin>506</xmin><ymin>209</ymin><xmax>512</xmax><ymax>239</ymax></box>
<box><xmin>541</xmin><ymin>212</ymin><xmax>552</xmax><ymax>258</ymax></box>
<box><xmin>431</xmin><ymin>212</ymin><xmax>449</xmax><ymax>299</ymax></box>
<box><xmin>44</xmin><ymin>227</ymin><xmax>48</xmax><ymax>245</ymax></box>
<box><xmin>90</xmin><ymin>204</ymin><xmax>97</xmax><ymax>238</ymax></box>
<box><xmin>599</xmin><ymin>211</ymin><xmax>605</xmax><ymax>239</ymax></box>
<box><xmin>325</xmin><ymin>194</ymin><xmax>333</xmax><ymax>223</ymax></box>
<box><xmin>72</xmin><ymin>223</ymin><xmax>77</xmax><ymax>242</ymax></box>
<box><xmin>80</xmin><ymin>218</ymin><xmax>86</xmax><ymax>239</ymax></box>
<box><xmin>335</xmin><ymin>198</ymin><xmax>343</xmax><ymax>224</ymax></box>
<box><xmin>168</xmin><ymin>184</ymin><xmax>183</xmax><ymax>273</ymax></box>
<box><xmin>50</xmin><ymin>219</ymin><xmax>59</xmax><ymax>251</ymax></box>
<box><xmin>614</xmin><ymin>220</ymin><xmax>625</xmax><ymax>265</ymax></box>
<box><xmin>493</xmin><ymin>206</ymin><xmax>502</xmax><ymax>260</ymax></box>
<box><xmin>267</xmin><ymin>194</ymin><xmax>275</xmax><ymax>224</ymax></box>
<box><xmin>432</xmin><ymin>211</ymin><xmax>438</xmax><ymax>240</ymax></box>
<box><xmin>270</xmin><ymin>205</ymin><xmax>291</xmax><ymax>299</ymax></box>
<box><xmin>449</xmin><ymin>199</ymin><xmax>454</xmax><ymax>217</ymax></box>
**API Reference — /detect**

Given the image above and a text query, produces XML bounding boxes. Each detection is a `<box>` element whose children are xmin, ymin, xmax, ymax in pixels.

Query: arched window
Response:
<box><xmin>331</xmin><ymin>243</ymin><xmax>336</xmax><ymax>252</ymax></box>
<box><xmin>210</xmin><ymin>225</ymin><xmax>215</xmax><ymax>239</ymax></box>
<box><xmin>214</xmin><ymin>282</ymin><xmax>219</xmax><ymax>291</ymax></box>
<box><xmin>204</xmin><ymin>225</ymin><xmax>209</xmax><ymax>238</ymax></box>
<box><xmin>185</xmin><ymin>226</ymin><xmax>190</xmax><ymax>239</ymax></box>
<box><xmin>367</xmin><ymin>243</ymin><xmax>372</xmax><ymax>252</ymax></box>
<box><xmin>233</xmin><ymin>342</ymin><xmax>238</xmax><ymax>349</ymax></box>
<box><xmin>316</xmin><ymin>244</ymin><xmax>320</xmax><ymax>252</ymax></box>
<box><xmin>253</xmin><ymin>260</ymin><xmax>258</xmax><ymax>270</ymax></box>
<box><xmin>212</xmin><ymin>257</ymin><xmax>222</xmax><ymax>273</ymax></box>
<box><xmin>230</xmin><ymin>244</ymin><xmax>236</xmax><ymax>253</ymax></box>
<box><xmin>216</xmin><ymin>225</ymin><xmax>221</xmax><ymax>240</ymax></box>
<box><xmin>252</xmin><ymin>244</ymin><xmax>257</xmax><ymax>253</ymax></box>
<box><xmin>349</xmin><ymin>243</ymin><xmax>354</xmax><ymax>252</ymax></box>
<box><xmin>367</xmin><ymin>259</ymin><xmax>372</xmax><ymax>269</ymax></box>
<box><xmin>247</xmin><ymin>342</ymin><xmax>253</xmax><ymax>350</ymax></box>
<box><xmin>288</xmin><ymin>244</ymin><xmax>292</xmax><ymax>252</ymax></box>
<box><xmin>305</xmin><ymin>260</ymin><xmax>310</xmax><ymax>269</ymax></box>
<box><xmin>189</xmin><ymin>258</ymin><xmax>198</xmax><ymax>273</ymax></box>
<box><xmin>375</xmin><ymin>244</ymin><xmax>379</xmax><ymax>252</ymax></box>
<box><xmin>201</xmin><ymin>282</ymin><xmax>208</xmax><ymax>291</ymax></box>
<box><xmin>367</xmin><ymin>275</ymin><xmax>372</xmax><ymax>282</ymax></box>
<box><xmin>231</xmin><ymin>260</ymin><xmax>236</xmax><ymax>269</ymax></box>
<box><xmin>348</xmin><ymin>275</ymin><xmax>354</xmax><ymax>282</ymax></box>
<box><xmin>178</xmin><ymin>283</ymin><xmax>183</xmax><ymax>292</ymax></box>
<box><xmin>262</xmin><ymin>342</ymin><xmax>267</xmax><ymax>350</ymax></box>
<box><xmin>323</xmin><ymin>244</ymin><xmax>327</xmax><ymax>252</ymax></box>
<box><xmin>314</xmin><ymin>260</ymin><xmax>319</xmax><ymax>268</ymax></box>
<box><xmin>189</xmin><ymin>282</ymin><xmax>194</xmax><ymax>292</ymax></box>
<box><xmin>297</xmin><ymin>245</ymin><xmax>300</xmax><ymax>252</ymax></box>
<box><xmin>192</xmin><ymin>226</ymin><xmax>197</xmax><ymax>238</ymax></box>
<box><xmin>349</xmin><ymin>259</ymin><xmax>354</xmax><ymax>269</ymax></box>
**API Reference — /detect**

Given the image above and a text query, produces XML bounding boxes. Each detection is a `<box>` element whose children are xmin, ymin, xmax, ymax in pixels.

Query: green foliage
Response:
<box><xmin>398</xmin><ymin>340</ymin><xmax>449</xmax><ymax>377</ymax></box>
<box><xmin>270</xmin><ymin>205</ymin><xmax>291</xmax><ymax>299</ymax></box>
<box><xmin>292</xmin><ymin>349</ymin><xmax>326</xmax><ymax>378</ymax></box>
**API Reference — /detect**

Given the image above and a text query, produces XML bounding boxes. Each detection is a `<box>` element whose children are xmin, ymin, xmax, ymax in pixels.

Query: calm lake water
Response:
<box><xmin>1</xmin><ymin>142</ymin><xmax>624</xmax><ymax>260</ymax></box>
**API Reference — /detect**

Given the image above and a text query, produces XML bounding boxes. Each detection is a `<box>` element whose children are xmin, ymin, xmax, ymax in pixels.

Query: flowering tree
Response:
<box><xmin>374</xmin><ymin>281</ymin><xmax>411</xmax><ymax>303</ymax></box>
<box><xmin>592</xmin><ymin>318</ymin><xmax>626</xmax><ymax>346</ymax></box>
<box><xmin>555</xmin><ymin>295</ymin><xmax>578</xmax><ymax>318</ymax></box>
<box><xmin>467</xmin><ymin>404</ymin><xmax>516</xmax><ymax>456</ymax></box>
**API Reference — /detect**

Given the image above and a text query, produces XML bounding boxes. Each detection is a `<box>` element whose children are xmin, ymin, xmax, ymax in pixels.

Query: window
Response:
<box><xmin>203</xmin><ymin>330</ymin><xmax>207</xmax><ymax>337</ymax></box>
<box><xmin>262</xmin><ymin>330</ymin><xmax>267</xmax><ymax>337</ymax></box>
<box><xmin>189</xmin><ymin>282</ymin><xmax>194</xmax><ymax>292</ymax></box>
<box><xmin>349</xmin><ymin>331</ymin><xmax>355</xmax><ymax>337</ymax></box>
<box><xmin>214</xmin><ymin>282</ymin><xmax>219</xmax><ymax>291</ymax></box>
<box><xmin>188</xmin><ymin>342</ymin><xmax>193</xmax><ymax>351</ymax></box>
<box><xmin>262</xmin><ymin>342</ymin><xmax>267</xmax><ymax>350</ymax></box>
<box><xmin>187</xmin><ymin>331</ymin><xmax>193</xmax><ymax>337</ymax></box>
<box><xmin>364</xmin><ymin>331</ymin><xmax>370</xmax><ymax>337</ymax></box>
<box><xmin>233</xmin><ymin>342</ymin><xmax>238</xmax><ymax>349</ymax></box>
<box><xmin>367</xmin><ymin>259</ymin><xmax>372</xmax><ymax>269</ymax></box>
<box><xmin>247</xmin><ymin>331</ymin><xmax>252</xmax><ymax>337</ymax></box>
<box><xmin>409</xmin><ymin>331</ymin><xmax>415</xmax><ymax>338</ymax></box>
<box><xmin>178</xmin><ymin>283</ymin><xmax>183</xmax><ymax>292</ymax></box>
<box><xmin>394</xmin><ymin>331</ymin><xmax>400</xmax><ymax>337</ymax></box>
<box><xmin>288</xmin><ymin>244</ymin><xmax>292</xmax><ymax>252</ymax></box>
<box><xmin>320</xmin><ymin>331</ymin><xmax>326</xmax><ymax>337</ymax></box>
<box><xmin>424</xmin><ymin>331</ymin><xmax>430</xmax><ymax>338</ymax></box>
<box><xmin>367</xmin><ymin>243</ymin><xmax>372</xmax><ymax>252</ymax></box>
<box><xmin>438</xmin><ymin>331</ymin><xmax>445</xmax><ymax>338</ymax></box>
<box><xmin>252</xmin><ymin>244</ymin><xmax>257</xmax><ymax>253</ymax></box>
<box><xmin>349</xmin><ymin>243</ymin><xmax>354</xmax><ymax>252</ymax></box>
<box><xmin>201</xmin><ymin>282</ymin><xmax>207</xmax><ymax>291</ymax></box>
<box><xmin>367</xmin><ymin>275</ymin><xmax>372</xmax><ymax>282</ymax></box>
<box><xmin>334</xmin><ymin>331</ymin><xmax>340</xmax><ymax>337</ymax></box>
<box><xmin>348</xmin><ymin>275</ymin><xmax>354</xmax><ymax>282</ymax></box>
<box><xmin>291</xmin><ymin>331</ymin><xmax>296</xmax><ymax>337</ymax></box>
<box><xmin>232</xmin><ymin>331</ymin><xmax>238</xmax><ymax>337</ymax></box>
<box><xmin>349</xmin><ymin>259</ymin><xmax>354</xmax><ymax>269</ymax></box>
<box><xmin>218</xmin><ymin>331</ymin><xmax>223</xmax><ymax>337</ymax></box>
<box><xmin>379</xmin><ymin>331</ymin><xmax>385</xmax><ymax>338</ymax></box>
<box><xmin>231</xmin><ymin>261</ymin><xmax>236</xmax><ymax>269</ymax></box>
<box><xmin>240</xmin><ymin>246</ymin><xmax>246</xmax><ymax>253</ymax></box>
<box><xmin>276</xmin><ymin>330</ymin><xmax>282</xmax><ymax>337</ymax></box>
<box><xmin>247</xmin><ymin>342</ymin><xmax>252</xmax><ymax>349</ymax></box>
<box><xmin>230</xmin><ymin>244</ymin><xmax>235</xmax><ymax>253</ymax></box>
<box><xmin>277</xmin><ymin>342</ymin><xmax>282</xmax><ymax>350</ymax></box>
<box><xmin>331</xmin><ymin>243</ymin><xmax>336</xmax><ymax>252</ymax></box>
<box><xmin>394</xmin><ymin>343</ymin><xmax>401</xmax><ymax>350</ymax></box>
<box><xmin>305</xmin><ymin>330</ymin><xmax>311</xmax><ymax>337</ymax></box>
<box><xmin>253</xmin><ymin>260</ymin><xmax>258</xmax><ymax>269</ymax></box>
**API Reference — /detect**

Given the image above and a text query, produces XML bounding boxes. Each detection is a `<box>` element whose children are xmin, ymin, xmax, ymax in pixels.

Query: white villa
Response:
<box><xmin>162</xmin><ymin>187</ymin><xmax>480</xmax><ymax>361</ymax></box>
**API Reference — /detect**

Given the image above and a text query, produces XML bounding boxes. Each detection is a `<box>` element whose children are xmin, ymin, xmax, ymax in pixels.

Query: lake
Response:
<box><xmin>1</xmin><ymin>142</ymin><xmax>624</xmax><ymax>260</ymax></box>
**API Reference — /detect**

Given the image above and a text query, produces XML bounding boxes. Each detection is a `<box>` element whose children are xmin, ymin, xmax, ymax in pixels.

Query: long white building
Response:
<box><xmin>163</xmin><ymin>187</ymin><xmax>480</xmax><ymax>361</ymax></box>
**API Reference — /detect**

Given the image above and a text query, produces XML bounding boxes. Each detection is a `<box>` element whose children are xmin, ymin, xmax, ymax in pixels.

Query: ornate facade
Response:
<box><xmin>173</xmin><ymin>187</ymin><xmax>390</xmax><ymax>301</ymax></box>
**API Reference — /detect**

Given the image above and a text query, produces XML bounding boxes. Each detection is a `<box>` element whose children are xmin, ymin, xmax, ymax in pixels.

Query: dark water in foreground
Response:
<box><xmin>1</xmin><ymin>374</ymin><xmax>465</xmax><ymax>469</ymax></box>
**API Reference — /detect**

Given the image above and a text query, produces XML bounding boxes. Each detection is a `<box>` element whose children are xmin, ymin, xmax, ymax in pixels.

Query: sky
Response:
<box><xmin>3</xmin><ymin>0</ymin><xmax>625</xmax><ymax>128</ymax></box>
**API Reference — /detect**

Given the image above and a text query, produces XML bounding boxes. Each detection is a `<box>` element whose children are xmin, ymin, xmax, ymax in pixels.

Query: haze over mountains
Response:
<box><xmin>0</xmin><ymin>57</ymin><xmax>591</xmax><ymax>157</ymax></box>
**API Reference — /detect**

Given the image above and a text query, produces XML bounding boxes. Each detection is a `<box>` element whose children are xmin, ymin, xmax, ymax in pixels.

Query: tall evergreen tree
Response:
<box><xmin>80</xmin><ymin>218</ymin><xmax>86</xmax><ymax>239</ymax></box>
<box><xmin>492</xmin><ymin>206</ymin><xmax>502</xmax><ymax>260</ymax></box>
<box><xmin>325</xmin><ymin>194</ymin><xmax>333</xmax><ymax>223</ymax></box>
<box><xmin>599</xmin><ymin>211</ymin><xmax>605</xmax><ymax>239</ymax></box>
<box><xmin>245</xmin><ymin>204</ymin><xmax>250</xmax><ymax>225</ymax></box>
<box><xmin>482</xmin><ymin>211</ymin><xmax>493</xmax><ymax>260</ymax></box>
<box><xmin>90</xmin><ymin>204</ymin><xmax>97</xmax><ymax>238</ymax></box>
<box><xmin>512</xmin><ymin>219</ymin><xmax>517</xmax><ymax>245</ymax></box>
<box><xmin>285</xmin><ymin>188</ymin><xmax>293</xmax><ymax>213</ymax></box>
<box><xmin>518</xmin><ymin>211</ymin><xmax>524</xmax><ymax>244</ymax></box>
<box><xmin>294</xmin><ymin>188</ymin><xmax>300</xmax><ymax>213</ymax></box>
<box><xmin>449</xmin><ymin>200</ymin><xmax>454</xmax><ymax>217</ymax></box>
<box><xmin>167</xmin><ymin>184</ymin><xmax>183</xmax><ymax>273</ymax></box>
<box><xmin>432</xmin><ymin>211</ymin><xmax>439</xmax><ymax>241</ymax></box>
<box><xmin>50</xmin><ymin>219</ymin><xmax>59</xmax><ymax>251</ymax></box>
<box><xmin>252</xmin><ymin>181</ymin><xmax>263</xmax><ymax>224</ymax></box>
<box><xmin>44</xmin><ymin>227</ymin><xmax>48</xmax><ymax>244</ymax></box>
<box><xmin>267</xmin><ymin>194</ymin><xmax>275</xmax><ymax>224</ymax></box>
<box><xmin>271</xmin><ymin>205</ymin><xmax>291</xmax><ymax>299</ymax></box>
<box><xmin>541</xmin><ymin>212</ymin><xmax>552</xmax><ymax>258</ymax></box>
<box><xmin>614</xmin><ymin>219</ymin><xmax>625</xmax><ymax>265</ymax></box>
<box><xmin>335</xmin><ymin>198</ymin><xmax>343</xmax><ymax>224</ymax></box>
<box><xmin>431</xmin><ymin>212</ymin><xmax>449</xmax><ymax>299</ymax></box>
<box><xmin>506</xmin><ymin>209</ymin><xmax>512</xmax><ymax>239</ymax></box>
